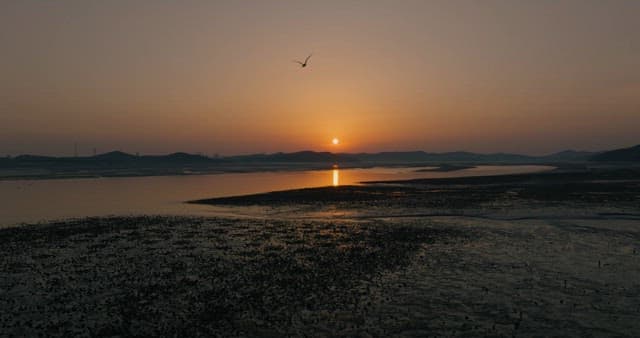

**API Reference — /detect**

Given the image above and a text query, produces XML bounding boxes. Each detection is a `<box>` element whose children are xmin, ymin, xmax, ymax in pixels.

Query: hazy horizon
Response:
<box><xmin>2</xmin><ymin>1</ymin><xmax>639</xmax><ymax>156</ymax></box>
<box><xmin>5</xmin><ymin>145</ymin><xmax>621</xmax><ymax>159</ymax></box>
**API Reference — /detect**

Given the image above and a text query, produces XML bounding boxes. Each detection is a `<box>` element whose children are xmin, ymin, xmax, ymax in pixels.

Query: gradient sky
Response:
<box><xmin>1</xmin><ymin>0</ymin><xmax>639</xmax><ymax>156</ymax></box>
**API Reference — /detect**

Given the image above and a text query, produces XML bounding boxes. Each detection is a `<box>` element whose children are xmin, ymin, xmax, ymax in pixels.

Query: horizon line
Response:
<box><xmin>3</xmin><ymin>147</ymin><xmax>619</xmax><ymax>159</ymax></box>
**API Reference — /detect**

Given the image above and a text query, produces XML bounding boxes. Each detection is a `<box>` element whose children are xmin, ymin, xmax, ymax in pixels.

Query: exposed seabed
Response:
<box><xmin>1</xmin><ymin>167</ymin><xmax>639</xmax><ymax>336</ymax></box>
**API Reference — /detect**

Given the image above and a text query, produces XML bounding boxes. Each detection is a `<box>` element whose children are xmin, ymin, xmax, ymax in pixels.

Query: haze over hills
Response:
<box><xmin>226</xmin><ymin>150</ymin><xmax>596</xmax><ymax>163</ymax></box>
<box><xmin>2</xmin><ymin>149</ymin><xmax>593</xmax><ymax>166</ymax></box>
<box><xmin>7</xmin><ymin>151</ymin><xmax>212</xmax><ymax>166</ymax></box>
<box><xmin>0</xmin><ymin>144</ymin><xmax>637</xmax><ymax>180</ymax></box>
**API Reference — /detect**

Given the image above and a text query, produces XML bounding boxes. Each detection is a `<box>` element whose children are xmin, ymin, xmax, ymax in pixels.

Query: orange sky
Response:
<box><xmin>1</xmin><ymin>1</ymin><xmax>639</xmax><ymax>156</ymax></box>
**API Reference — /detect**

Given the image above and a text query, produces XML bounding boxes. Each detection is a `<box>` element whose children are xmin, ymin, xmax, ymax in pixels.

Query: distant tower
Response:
<box><xmin>93</xmin><ymin>148</ymin><xmax>97</xmax><ymax>156</ymax></box>
<box><xmin>74</xmin><ymin>142</ymin><xmax>78</xmax><ymax>157</ymax></box>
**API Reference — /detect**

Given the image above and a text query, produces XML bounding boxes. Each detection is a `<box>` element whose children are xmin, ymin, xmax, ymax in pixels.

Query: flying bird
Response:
<box><xmin>293</xmin><ymin>54</ymin><xmax>312</xmax><ymax>68</ymax></box>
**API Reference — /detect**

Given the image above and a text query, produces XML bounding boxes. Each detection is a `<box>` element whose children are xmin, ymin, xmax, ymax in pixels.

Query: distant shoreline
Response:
<box><xmin>0</xmin><ymin>162</ymin><xmax>580</xmax><ymax>182</ymax></box>
<box><xmin>0</xmin><ymin>163</ymin><xmax>351</xmax><ymax>181</ymax></box>
<box><xmin>413</xmin><ymin>164</ymin><xmax>475</xmax><ymax>172</ymax></box>
<box><xmin>0</xmin><ymin>163</ymin><xmax>481</xmax><ymax>181</ymax></box>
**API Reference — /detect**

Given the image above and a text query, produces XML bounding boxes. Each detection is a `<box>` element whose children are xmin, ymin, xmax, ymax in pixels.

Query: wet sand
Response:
<box><xmin>1</xmin><ymin>167</ymin><xmax>639</xmax><ymax>336</ymax></box>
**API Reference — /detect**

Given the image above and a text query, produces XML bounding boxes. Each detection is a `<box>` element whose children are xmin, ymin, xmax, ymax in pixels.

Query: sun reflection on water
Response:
<box><xmin>332</xmin><ymin>168</ymin><xmax>339</xmax><ymax>187</ymax></box>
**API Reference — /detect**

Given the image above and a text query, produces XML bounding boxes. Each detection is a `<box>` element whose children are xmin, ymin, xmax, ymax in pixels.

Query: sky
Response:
<box><xmin>1</xmin><ymin>0</ymin><xmax>639</xmax><ymax>156</ymax></box>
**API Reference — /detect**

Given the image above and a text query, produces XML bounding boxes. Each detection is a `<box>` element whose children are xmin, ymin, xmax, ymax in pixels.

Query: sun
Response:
<box><xmin>332</xmin><ymin>137</ymin><xmax>340</xmax><ymax>145</ymax></box>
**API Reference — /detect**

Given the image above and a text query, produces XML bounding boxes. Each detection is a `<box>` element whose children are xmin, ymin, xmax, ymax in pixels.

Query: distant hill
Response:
<box><xmin>590</xmin><ymin>144</ymin><xmax>640</xmax><ymax>162</ymax></box>
<box><xmin>93</xmin><ymin>151</ymin><xmax>138</xmax><ymax>162</ymax></box>
<box><xmin>348</xmin><ymin>150</ymin><xmax>595</xmax><ymax>163</ymax></box>
<box><xmin>93</xmin><ymin>151</ymin><xmax>210</xmax><ymax>163</ymax></box>
<box><xmin>146</xmin><ymin>152</ymin><xmax>211</xmax><ymax>163</ymax></box>
<box><xmin>162</xmin><ymin>152</ymin><xmax>208</xmax><ymax>161</ymax></box>
<box><xmin>2</xmin><ymin>149</ymin><xmax>602</xmax><ymax>169</ymax></box>
<box><xmin>348</xmin><ymin>151</ymin><xmax>535</xmax><ymax>163</ymax></box>
<box><xmin>0</xmin><ymin>146</ymin><xmax>630</xmax><ymax>180</ymax></box>
<box><xmin>225</xmin><ymin>150</ymin><xmax>552</xmax><ymax>164</ymax></box>
<box><xmin>1</xmin><ymin>151</ymin><xmax>217</xmax><ymax>170</ymax></box>
<box><xmin>540</xmin><ymin>150</ymin><xmax>596</xmax><ymax>162</ymax></box>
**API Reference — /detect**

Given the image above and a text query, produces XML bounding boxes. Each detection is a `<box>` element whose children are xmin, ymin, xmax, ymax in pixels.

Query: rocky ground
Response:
<box><xmin>1</xmin><ymin>167</ymin><xmax>639</xmax><ymax>336</ymax></box>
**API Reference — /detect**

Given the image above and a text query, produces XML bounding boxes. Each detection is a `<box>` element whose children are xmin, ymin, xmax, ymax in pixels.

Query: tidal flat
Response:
<box><xmin>1</xmin><ymin>167</ymin><xmax>639</xmax><ymax>336</ymax></box>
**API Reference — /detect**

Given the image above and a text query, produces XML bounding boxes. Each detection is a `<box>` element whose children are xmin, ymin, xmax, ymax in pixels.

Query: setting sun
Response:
<box><xmin>332</xmin><ymin>138</ymin><xmax>340</xmax><ymax>145</ymax></box>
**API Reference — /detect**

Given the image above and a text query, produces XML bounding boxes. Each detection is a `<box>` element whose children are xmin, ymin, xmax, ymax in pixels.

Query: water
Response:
<box><xmin>0</xmin><ymin>165</ymin><xmax>552</xmax><ymax>226</ymax></box>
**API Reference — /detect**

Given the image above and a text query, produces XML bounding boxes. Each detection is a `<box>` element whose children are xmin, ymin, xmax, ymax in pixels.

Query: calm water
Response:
<box><xmin>0</xmin><ymin>165</ymin><xmax>552</xmax><ymax>226</ymax></box>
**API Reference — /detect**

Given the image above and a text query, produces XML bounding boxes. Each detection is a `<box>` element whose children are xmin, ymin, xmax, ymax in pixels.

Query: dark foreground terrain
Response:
<box><xmin>1</xmin><ymin>167</ymin><xmax>640</xmax><ymax>336</ymax></box>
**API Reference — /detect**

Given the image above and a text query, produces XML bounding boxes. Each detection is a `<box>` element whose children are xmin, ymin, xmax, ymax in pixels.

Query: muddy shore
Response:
<box><xmin>1</xmin><ymin>167</ymin><xmax>639</xmax><ymax>336</ymax></box>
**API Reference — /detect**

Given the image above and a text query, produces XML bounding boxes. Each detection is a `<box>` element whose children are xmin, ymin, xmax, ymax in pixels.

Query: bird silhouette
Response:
<box><xmin>293</xmin><ymin>54</ymin><xmax>312</xmax><ymax>68</ymax></box>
